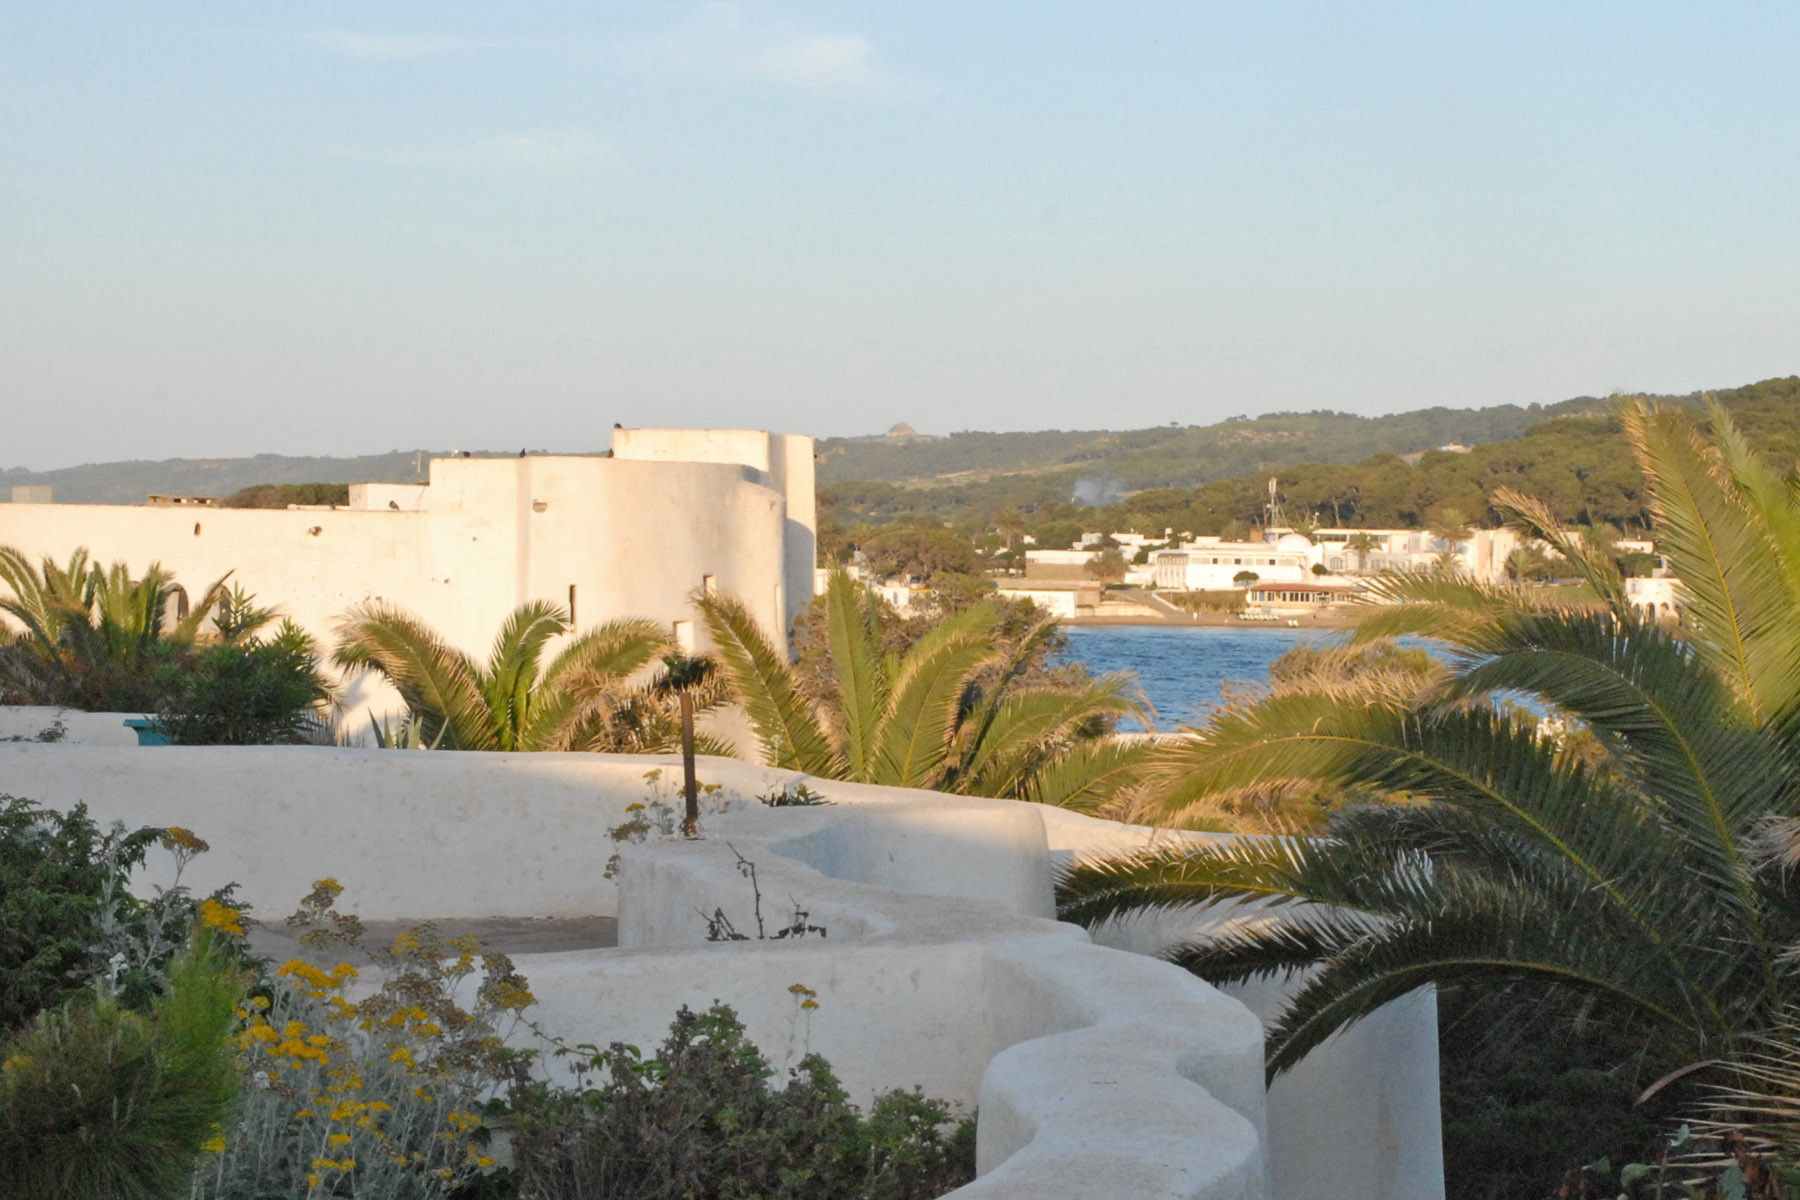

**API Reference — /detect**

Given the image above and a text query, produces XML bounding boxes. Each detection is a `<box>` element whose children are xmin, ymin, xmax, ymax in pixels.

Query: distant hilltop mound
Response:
<box><xmin>836</xmin><ymin>422</ymin><xmax>935</xmax><ymax>446</ymax></box>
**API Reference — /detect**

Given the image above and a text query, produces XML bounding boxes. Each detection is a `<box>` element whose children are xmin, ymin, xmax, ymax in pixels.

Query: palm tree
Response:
<box><xmin>332</xmin><ymin>600</ymin><xmax>698</xmax><ymax>753</ymax></box>
<box><xmin>654</xmin><ymin>653</ymin><xmax>717</xmax><ymax>836</ymax></box>
<box><xmin>1343</xmin><ymin>531</ymin><xmax>1381</xmax><ymax>575</ymax></box>
<box><xmin>1058</xmin><ymin>397</ymin><xmax>1800</xmax><ymax>1079</ymax></box>
<box><xmin>0</xmin><ymin>547</ymin><xmax>230</xmax><ymax>710</ymax></box>
<box><xmin>995</xmin><ymin>508</ymin><xmax>1029</xmax><ymax>551</ymax></box>
<box><xmin>1427</xmin><ymin>505</ymin><xmax>1475</xmax><ymax>552</ymax></box>
<box><xmin>696</xmin><ymin>571</ymin><xmax>1154</xmax><ymax>809</ymax></box>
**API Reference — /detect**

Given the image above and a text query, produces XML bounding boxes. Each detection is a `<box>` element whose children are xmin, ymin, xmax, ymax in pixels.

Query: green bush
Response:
<box><xmin>0</xmin><ymin>796</ymin><xmax>164</xmax><ymax>1030</ymax></box>
<box><xmin>155</xmin><ymin>620</ymin><xmax>332</xmax><ymax>745</ymax></box>
<box><xmin>223</xmin><ymin>483</ymin><xmax>351</xmax><ymax>509</ymax></box>
<box><xmin>0</xmin><ymin>935</ymin><xmax>243</xmax><ymax>1200</ymax></box>
<box><xmin>508</xmin><ymin>1003</ymin><xmax>975</xmax><ymax>1200</ymax></box>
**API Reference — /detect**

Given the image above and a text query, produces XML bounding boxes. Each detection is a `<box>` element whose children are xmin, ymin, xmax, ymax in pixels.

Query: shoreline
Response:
<box><xmin>1060</xmin><ymin>609</ymin><xmax>1365</xmax><ymax>631</ymax></box>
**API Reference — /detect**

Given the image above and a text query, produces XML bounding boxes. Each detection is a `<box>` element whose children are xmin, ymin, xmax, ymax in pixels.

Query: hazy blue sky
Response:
<box><xmin>3</xmin><ymin>2</ymin><xmax>1797</xmax><ymax>467</ymax></box>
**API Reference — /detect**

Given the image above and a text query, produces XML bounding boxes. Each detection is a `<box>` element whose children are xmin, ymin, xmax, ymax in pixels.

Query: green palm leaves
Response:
<box><xmin>333</xmin><ymin>601</ymin><xmax>682</xmax><ymax>753</ymax></box>
<box><xmin>0</xmin><ymin>547</ymin><xmax>230</xmax><ymax>710</ymax></box>
<box><xmin>1626</xmin><ymin>399</ymin><xmax>1800</xmax><ymax>724</ymax></box>
<box><xmin>698</xmin><ymin>571</ymin><xmax>1151</xmax><ymax>806</ymax></box>
<box><xmin>1059</xmin><ymin>397</ymin><xmax>1800</xmax><ymax>1077</ymax></box>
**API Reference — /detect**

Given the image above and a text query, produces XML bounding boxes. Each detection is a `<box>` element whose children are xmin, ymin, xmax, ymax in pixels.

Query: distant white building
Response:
<box><xmin>1024</xmin><ymin>549</ymin><xmax>1110</xmax><ymax>582</ymax></box>
<box><xmin>1077</xmin><ymin>531</ymin><xmax>1159</xmax><ymax>550</ymax></box>
<box><xmin>996</xmin><ymin>583</ymin><xmax>1100</xmax><ymax>618</ymax></box>
<box><xmin>1309</xmin><ymin>527</ymin><xmax>1520</xmax><ymax>583</ymax></box>
<box><xmin>1151</xmin><ymin>533</ymin><xmax>1316</xmax><ymax>590</ymax></box>
<box><xmin>1626</xmin><ymin>575</ymin><xmax>1681</xmax><ymax>620</ymax></box>
<box><xmin>1146</xmin><ymin>525</ymin><xmax>1523</xmax><ymax>590</ymax></box>
<box><xmin>1244</xmin><ymin>581</ymin><xmax>1359</xmax><ymax>611</ymax></box>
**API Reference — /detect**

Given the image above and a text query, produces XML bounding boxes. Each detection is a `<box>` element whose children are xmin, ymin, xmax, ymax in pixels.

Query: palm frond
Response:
<box><xmin>1491</xmin><ymin>486</ymin><xmax>1631</xmax><ymax>620</ymax></box>
<box><xmin>169</xmin><ymin>571</ymin><xmax>234</xmax><ymax>644</ymax></box>
<box><xmin>959</xmin><ymin>676</ymin><xmax>1143</xmax><ymax>797</ymax></box>
<box><xmin>695</xmin><ymin>589</ymin><xmax>842</xmax><ymax>777</ymax></box>
<box><xmin>871</xmin><ymin>604</ymin><xmax>996</xmax><ymax>789</ymax></box>
<box><xmin>1446</xmin><ymin>611</ymin><xmax>1784</xmax><ymax>939</ymax></box>
<box><xmin>1017</xmin><ymin>738</ymin><xmax>1158</xmax><ymax>812</ymax></box>
<box><xmin>477</xmin><ymin>601</ymin><xmax>568</xmax><ymax>748</ymax></box>
<box><xmin>822</xmin><ymin>570</ymin><xmax>889</xmax><ymax>780</ymax></box>
<box><xmin>332</xmin><ymin>601</ymin><xmax>497</xmax><ymax>750</ymax></box>
<box><xmin>1056</xmin><ymin>832</ymin><xmax>1416</xmax><ymax>928</ymax></box>
<box><xmin>954</xmin><ymin>617</ymin><xmax>1074</xmax><ymax>761</ymax></box>
<box><xmin>1237</xmin><ymin>872</ymin><xmax>1715</xmax><ymax>1076</ymax></box>
<box><xmin>1626</xmin><ymin>400</ymin><xmax>1800</xmax><ymax>722</ymax></box>
<box><xmin>517</xmin><ymin>617</ymin><xmax>672</xmax><ymax>750</ymax></box>
<box><xmin>1348</xmin><ymin>570</ymin><xmax>1560</xmax><ymax>646</ymax></box>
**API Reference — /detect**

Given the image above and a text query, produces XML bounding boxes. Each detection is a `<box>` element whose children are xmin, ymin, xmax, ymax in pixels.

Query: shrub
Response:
<box><xmin>155</xmin><ymin>620</ymin><xmax>333</xmax><ymax>745</ymax></box>
<box><xmin>224</xmin><ymin>483</ymin><xmax>351</xmax><ymax>509</ymax></box>
<box><xmin>508</xmin><ymin>1002</ymin><xmax>975</xmax><ymax>1200</ymax></box>
<box><xmin>0</xmin><ymin>935</ymin><xmax>244</xmax><ymax>1200</ymax></box>
<box><xmin>0</xmin><ymin>797</ymin><xmax>171</xmax><ymax>1029</ymax></box>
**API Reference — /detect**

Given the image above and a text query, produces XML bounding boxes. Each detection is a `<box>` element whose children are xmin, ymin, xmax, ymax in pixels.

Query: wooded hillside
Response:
<box><xmin>821</xmin><ymin>377</ymin><xmax>1800</xmax><ymax>539</ymax></box>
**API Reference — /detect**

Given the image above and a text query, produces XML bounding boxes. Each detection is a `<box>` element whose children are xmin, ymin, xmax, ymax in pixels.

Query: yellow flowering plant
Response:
<box><xmin>602</xmin><ymin>767</ymin><xmax>728</xmax><ymax>879</ymax></box>
<box><xmin>82</xmin><ymin>822</ymin><xmax>255</xmax><ymax>1011</ymax></box>
<box><xmin>191</xmin><ymin>880</ymin><xmax>533</xmax><ymax>1199</ymax></box>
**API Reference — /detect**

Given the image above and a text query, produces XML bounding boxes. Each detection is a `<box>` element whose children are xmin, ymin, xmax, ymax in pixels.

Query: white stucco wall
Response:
<box><xmin>0</xmin><ymin>431</ymin><xmax>810</xmax><ymax>718</ymax></box>
<box><xmin>0</xmin><ymin>745</ymin><xmax>1443</xmax><ymax>1200</ymax></box>
<box><xmin>612</xmin><ymin>427</ymin><xmax>817</xmax><ymax>631</ymax></box>
<box><xmin>346</xmin><ymin>483</ymin><xmax>429</xmax><ymax>512</ymax></box>
<box><xmin>0</xmin><ymin>706</ymin><xmax>142</xmax><ymax>746</ymax></box>
<box><xmin>995</xmin><ymin>587</ymin><xmax>1080</xmax><ymax>617</ymax></box>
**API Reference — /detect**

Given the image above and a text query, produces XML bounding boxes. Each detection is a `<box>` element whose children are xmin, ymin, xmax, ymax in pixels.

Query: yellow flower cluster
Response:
<box><xmin>160</xmin><ymin>826</ymin><xmax>209</xmax><ymax>853</ymax></box>
<box><xmin>198</xmin><ymin>898</ymin><xmax>245</xmax><ymax>936</ymax></box>
<box><xmin>277</xmin><ymin>958</ymin><xmax>357</xmax><ymax>999</ymax></box>
<box><xmin>223</xmin><ymin>937</ymin><xmax>519</xmax><ymax>1195</ymax></box>
<box><xmin>482</xmin><ymin>978</ymin><xmax>536</xmax><ymax>1012</ymax></box>
<box><xmin>206</xmin><ymin>884</ymin><xmax>543</xmax><ymax>1196</ymax></box>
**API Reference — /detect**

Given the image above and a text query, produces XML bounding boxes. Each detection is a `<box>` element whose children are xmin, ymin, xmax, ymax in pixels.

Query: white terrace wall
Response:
<box><xmin>0</xmin><ymin>430</ymin><xmax>813</xmax><ymax>718</ymax></box>
<box><xmin>0</xmin><ymin>705</ymin><xmax>140</xmax><ymax>746</ymax></box>
<box><xmin>0</xmin><ymin>745</ymin><xmax>1443</xmax><ymax>1200</ymax></box>
<box><xmin>1035</xmin><ymin>808</ymin><xmax>1445</xmax><ymax>1200</ymax></box>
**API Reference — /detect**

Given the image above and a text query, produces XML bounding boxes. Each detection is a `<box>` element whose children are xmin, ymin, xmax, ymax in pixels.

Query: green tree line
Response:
<box><xmin>821</xmin><ymin>377</ymin><xmax>1800</xmax><ymax>546</ymax></box>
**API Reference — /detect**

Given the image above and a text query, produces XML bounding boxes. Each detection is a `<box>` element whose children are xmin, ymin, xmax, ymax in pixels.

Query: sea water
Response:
<box><xmin>1059</xmin><ymin>624</ymin><xmax>1336</xmax><ymax>732</ymax></box>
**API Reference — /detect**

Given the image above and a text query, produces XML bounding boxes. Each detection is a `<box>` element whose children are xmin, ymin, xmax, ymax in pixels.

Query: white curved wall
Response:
<box><xmin>0</xmin><ymin>745</ymin><xmax>1442</xmax><ymax>1199</ymax></box>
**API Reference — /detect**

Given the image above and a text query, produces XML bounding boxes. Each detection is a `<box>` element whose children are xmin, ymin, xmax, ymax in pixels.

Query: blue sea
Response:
<box><xmin>1058</xmin><ymin>624</ymin><xmax>1336</xmax><ymax>732</ymax></box>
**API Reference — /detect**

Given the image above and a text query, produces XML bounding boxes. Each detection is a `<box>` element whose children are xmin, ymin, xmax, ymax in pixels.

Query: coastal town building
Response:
<box><xmin>1151</xmin><ymin>534</ymin><xmax>1318</xmax><ymax>590</ymax></box>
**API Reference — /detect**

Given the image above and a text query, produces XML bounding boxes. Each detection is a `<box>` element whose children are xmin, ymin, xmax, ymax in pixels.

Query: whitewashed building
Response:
<box><xmin>1151</xmin><ymin>534</ymin><xmax>1317</xmax><ymax>590</ymax></box>
<box><xmin>0</xmin><ymin>428</ymin><xmax>815</xmax><ymax>713</ymax></box>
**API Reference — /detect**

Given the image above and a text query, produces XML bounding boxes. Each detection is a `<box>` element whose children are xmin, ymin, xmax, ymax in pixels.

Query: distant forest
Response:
<box><xmin>817</xmin><ymin>395</ymin><xmax>1604</xmax><ymax>489</ymax></box>
<box><xmin>820</xmin><ymin>377</ymin><xmax>1800</xmax><ymax>543</ymax></box>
